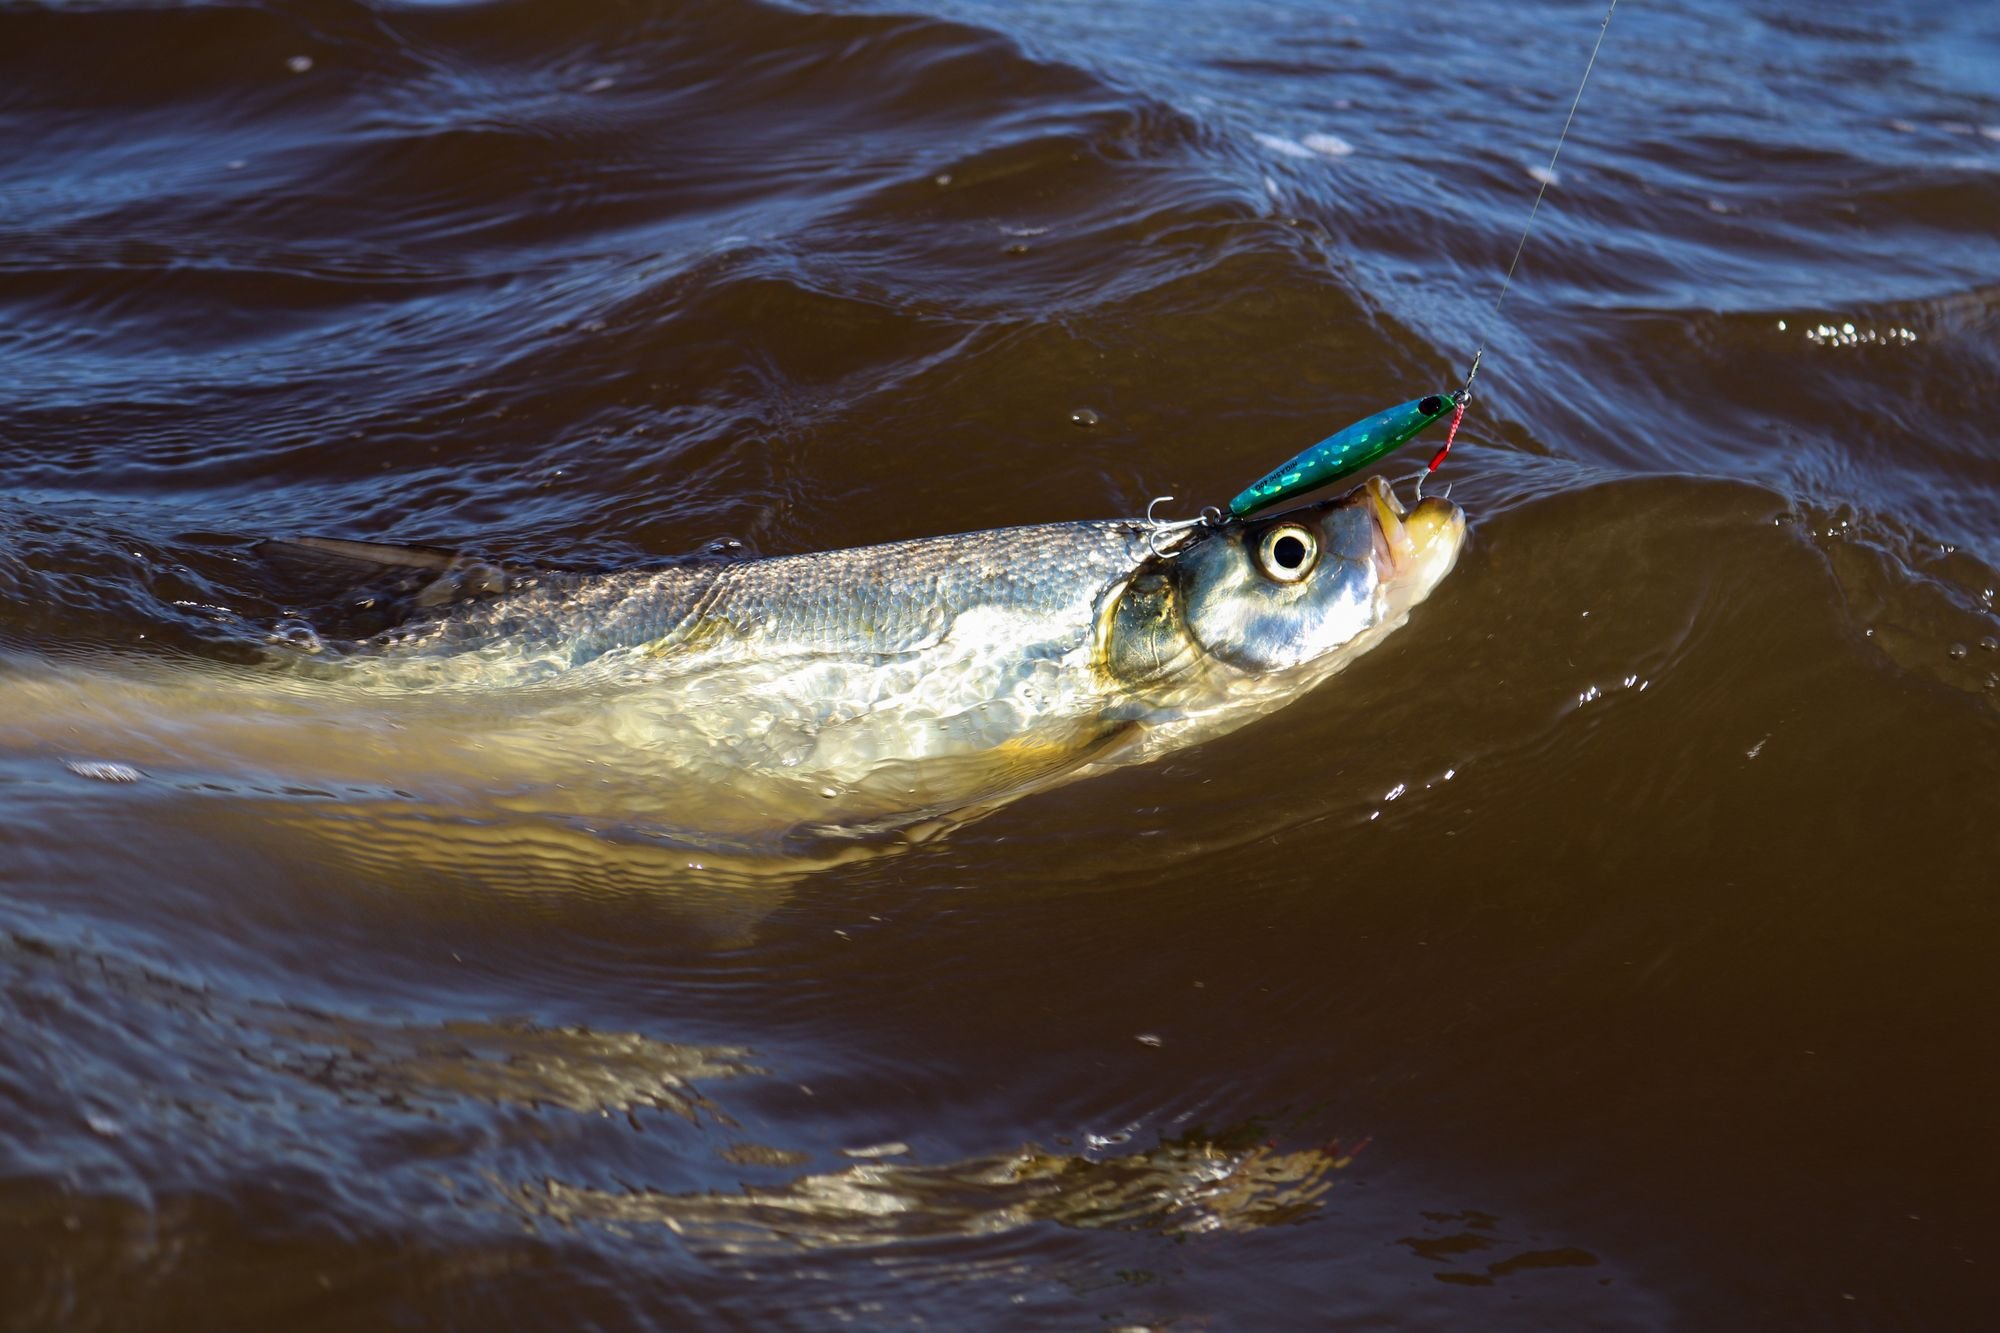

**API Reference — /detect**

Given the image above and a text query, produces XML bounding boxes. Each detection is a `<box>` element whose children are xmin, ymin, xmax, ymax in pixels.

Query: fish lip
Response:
<box><xmin>1362</xmin><ymin>475</ymin><xmax>1464</xmax><ymax>583</ymax></box>
<box><xmin>1370</xmin><ymin>506</ymin><xmax>1395</xmax><ymax>575</ymax></box>
<box><xmin>1375</xmin><ymin>475</ymin><xmax>1408</xmax><ymax>519</ymax></box>
<box><xmin>1364</xmin><ymin>476</ymin><xmax>1414</xmax><ymax>577</ymax></box>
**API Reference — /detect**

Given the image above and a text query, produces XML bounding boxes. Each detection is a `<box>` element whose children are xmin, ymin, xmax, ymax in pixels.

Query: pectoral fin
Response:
<box><xmin>804</xmin><ymin>716</ymin><xmax>1140</xmax><ymax>839</ymax></box>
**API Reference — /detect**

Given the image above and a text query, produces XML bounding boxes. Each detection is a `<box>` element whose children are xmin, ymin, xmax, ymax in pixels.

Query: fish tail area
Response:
<box><xmin>0</xmin><ymin>655</ymin><xmax>207</xmax><ymax>768</ymax></box>
<box><xmin>0</xmin><ymin>654</ymin><xmax>874</xmax><ymax>934</ymax></box>
<box><xmin>0</xmin><ymin>651</ymin><xmax>360</xmax><ymax>775</ymax></box>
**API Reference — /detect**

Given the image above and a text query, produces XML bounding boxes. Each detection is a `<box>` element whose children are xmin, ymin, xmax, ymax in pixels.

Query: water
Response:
<box><xmin>3</xmin><ymin>0</ymin><xmax>1997</xmax><ymax>1326</ymax></box>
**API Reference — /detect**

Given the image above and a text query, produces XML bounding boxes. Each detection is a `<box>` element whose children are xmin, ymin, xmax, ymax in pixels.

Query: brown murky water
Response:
<box><xmin>3</xmin><ymin>0</ymin><xmax>1998</xmax><ymax>1327</ymax></box>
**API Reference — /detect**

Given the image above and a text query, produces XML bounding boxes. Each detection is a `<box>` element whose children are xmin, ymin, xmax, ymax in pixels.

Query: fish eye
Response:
<box><xmin>1256</xmin><ymin>524</ymin><xmax>1318</xmax><ymax>583</ymax></box>
<box><xmin>1419</xmin><ymin>394</ymin><xmax>1445</xmax><ymax>415</ymax></box>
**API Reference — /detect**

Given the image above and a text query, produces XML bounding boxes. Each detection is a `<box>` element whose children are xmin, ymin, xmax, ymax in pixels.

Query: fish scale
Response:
<box><xmin>379</xmin><ymin>521</ymin><xmax>1157</xmax><ymax>673</ymax></box>
<box><xmin>0</xmin><ymin>482</ymin><xmax>1462</xmax><ymax>842</ymax></box>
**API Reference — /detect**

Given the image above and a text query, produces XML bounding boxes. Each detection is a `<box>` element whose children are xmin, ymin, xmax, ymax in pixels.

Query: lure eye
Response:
<box><xmin>1256</xmin><ymin>524</ymin><xmax>1319</xmax><ymax>584</ymax></box>
<box><xmin>1419</xmin><ymin>395</ymin><xmax>1445</xmax><ymax>415</ymax></box>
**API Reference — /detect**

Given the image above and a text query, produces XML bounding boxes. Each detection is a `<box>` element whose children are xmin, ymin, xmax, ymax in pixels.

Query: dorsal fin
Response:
<box><xmin>281</xmin><ymin>536</ymin><xmax>465</xmax><ymax>574</ymax></box>
<box><xmin>253</xmin><ymin>536</ymin><xmax>520</xmax><ymax>640</ymax></box>
<box><xmin>268</xmin><ymin>536</ymin><xmax>513</xmax><ymax>606</ymax></box>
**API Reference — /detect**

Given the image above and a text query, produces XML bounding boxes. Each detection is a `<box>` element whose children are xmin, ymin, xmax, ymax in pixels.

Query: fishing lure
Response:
<box><xmin>1228</xmin><ymin>391</ymin><xmax>1459</xmax><ymax>518</ymax></box>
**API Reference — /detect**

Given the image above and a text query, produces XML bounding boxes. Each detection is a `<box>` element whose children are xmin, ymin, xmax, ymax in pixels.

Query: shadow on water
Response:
<box><xmin>0</xmin><ymin>927</ymin><xmax>1668</xmax><ymax>1329</ymax></box>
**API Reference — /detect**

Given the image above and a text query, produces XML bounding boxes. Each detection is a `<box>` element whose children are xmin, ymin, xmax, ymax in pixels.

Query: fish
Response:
<box><xmin>0</xmin><ymin>476</ymin><xmax>1464</xmax><ymax>872</ymax></box>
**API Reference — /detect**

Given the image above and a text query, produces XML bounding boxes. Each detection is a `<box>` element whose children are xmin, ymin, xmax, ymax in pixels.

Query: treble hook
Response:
<box><xmin>1144</xmin><ymin>496</ymin><xmax>1221</xmax><ymax>559</ymax></box>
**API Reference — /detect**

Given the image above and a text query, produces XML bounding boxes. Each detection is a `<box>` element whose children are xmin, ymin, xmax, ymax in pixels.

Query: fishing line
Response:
<box><xmin>1151</xmin><ymin>1</ymin><xmax>1620</xmax><ymax>544</ymax></box>
<box><xmin>1421</xmin><ymin>0</ymin><xmax>1620</xmax><ymax>494</ymax></box>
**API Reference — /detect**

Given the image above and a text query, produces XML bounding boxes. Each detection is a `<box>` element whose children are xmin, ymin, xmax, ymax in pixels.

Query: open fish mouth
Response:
<box><xmin>1363</xmin><ymin>475</ymin><xmax>1466</xmax><ymax>592</ymax></box>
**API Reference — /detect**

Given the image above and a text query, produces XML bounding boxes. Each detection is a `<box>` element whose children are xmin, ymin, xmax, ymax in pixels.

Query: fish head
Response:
<box><xmin>1171</xmin><ymin>475</ymin><xmax>1464</xmax><ymax>676</ymax></box>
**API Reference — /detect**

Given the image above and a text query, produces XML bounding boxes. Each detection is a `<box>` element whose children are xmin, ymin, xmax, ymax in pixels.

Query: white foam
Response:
<box><xmin>64</xmin><ymin>759</ymin><xmax>143</xmax><ymax>784</ymax></box>
<box><xmin>1253</xmin><ymin>132</ymin><xmax>1314</xmax><ymax>160</ymax></box>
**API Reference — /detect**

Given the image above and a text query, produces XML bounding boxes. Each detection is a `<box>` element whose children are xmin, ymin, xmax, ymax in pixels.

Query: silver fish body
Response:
<box><xmin>0</xmin><ymin>477</ymin><xmax>1465</xmax><ymax>854</ymax></box>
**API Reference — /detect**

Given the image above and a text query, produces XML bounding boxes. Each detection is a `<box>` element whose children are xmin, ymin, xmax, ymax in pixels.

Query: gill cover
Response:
<box><xmin>1103</xmin><ymin>484</ymin><xmax>1405</xmax><ymax>684</ymax></box>
<box><xmin>1175</xmin><ymin>496</ymin><xmax>1382</xmax><ymax>673</ymax></box>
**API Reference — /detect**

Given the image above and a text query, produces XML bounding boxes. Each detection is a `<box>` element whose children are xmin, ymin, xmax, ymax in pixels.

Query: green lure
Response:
<box><xmin>1228</xmin><ymin>391</ymin><xmax>1459</xmax><ymax>518</ymax></box>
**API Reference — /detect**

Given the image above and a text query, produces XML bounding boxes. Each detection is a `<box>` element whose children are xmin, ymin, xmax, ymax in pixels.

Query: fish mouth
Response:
<box><xmin>1362</xmin><ymin>475</ymin><xmax>1466</xmax><ymax>593</ymax></box>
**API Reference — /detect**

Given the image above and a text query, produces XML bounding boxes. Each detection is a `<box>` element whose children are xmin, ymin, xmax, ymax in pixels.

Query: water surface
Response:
<box><xmin>3</xmin><ymin>0</ymin><xmax>1998</xmax><ymax>1327</ymax></box>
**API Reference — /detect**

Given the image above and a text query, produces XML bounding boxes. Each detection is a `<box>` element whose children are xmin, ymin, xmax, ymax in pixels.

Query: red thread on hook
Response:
<box><xmin>1427</xmin><ymin>397</ymin><xmax>1468</xmax><ymax>475</ymax></box>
